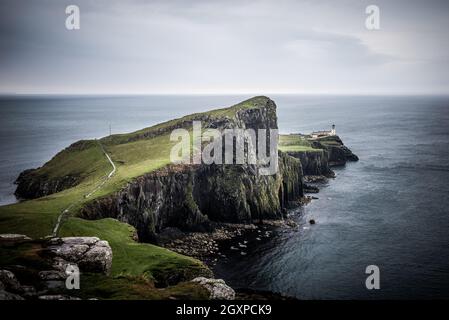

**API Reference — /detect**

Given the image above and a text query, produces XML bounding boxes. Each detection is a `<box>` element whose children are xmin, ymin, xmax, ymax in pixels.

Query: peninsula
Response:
<box><xmin>0</xmin><ymin>96</ymin><xmax>357</xmax><ymax>300</ymax></box>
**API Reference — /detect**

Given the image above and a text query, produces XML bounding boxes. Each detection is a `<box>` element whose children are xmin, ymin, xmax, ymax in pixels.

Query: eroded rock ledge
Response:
<box><xmin>42</xmin><ymin>237</ymin><xmax>113</xmax><ymax>275</ymax></box>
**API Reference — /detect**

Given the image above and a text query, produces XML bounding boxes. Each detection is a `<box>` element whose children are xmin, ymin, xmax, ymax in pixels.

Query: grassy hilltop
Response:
<box><xmin>278</xmin><ymin>134</ymin><xmax>321</xmax><ymax>152</ymax></box>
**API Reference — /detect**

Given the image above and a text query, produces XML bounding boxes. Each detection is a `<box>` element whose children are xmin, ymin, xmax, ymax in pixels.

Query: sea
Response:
<box><xmin>1</xmin><ymin>94</ymin><xmax>449</xmax><ymax>299</ymax></box>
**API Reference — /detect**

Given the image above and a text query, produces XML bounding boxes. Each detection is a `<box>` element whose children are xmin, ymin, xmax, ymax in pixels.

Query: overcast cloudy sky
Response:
<box><xmin>1</xmin><ymin>0</ymin><xmax>448</xmax><ymax>94</ymax></box>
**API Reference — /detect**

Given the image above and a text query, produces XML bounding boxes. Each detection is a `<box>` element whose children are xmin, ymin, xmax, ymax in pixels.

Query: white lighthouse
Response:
<box><xmin>331</xmin><ymin>124</ymin><xmax>336</xmax><ymax>136</ymax></box>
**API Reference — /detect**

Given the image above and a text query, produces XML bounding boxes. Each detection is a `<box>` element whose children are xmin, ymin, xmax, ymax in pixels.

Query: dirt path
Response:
<box><xmin>50</xmin><ymin>140</ymin><xmax>116</xmax><ymax>237</ymax></box>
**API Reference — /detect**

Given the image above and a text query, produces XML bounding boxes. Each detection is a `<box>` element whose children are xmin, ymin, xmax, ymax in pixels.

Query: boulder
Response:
<box><xmin>192</xmin><ymin>277</ymin><xmax>235</xmax><ymax>300</ymax></box>
<box><xmin>0</xmin><ymin>234</ymin><xmax>32</xmax><ymax>246</ymax></box>
<box><xmin>0</xmin><ymin>270</ymin><xmax>22</xmax><ymax>293</ymax></box>
<box><xmin>38</xmin><ymin>270</ymin><xmax>66</xmax><ymax>281</ymax></box>
<box><xmin>44</xmin><ymin>237</ymin><xmax>112</xmax><ymax>274</ymax></box>
<box><xmin>0</xmin><ymin>290</ymin><xmax>24</xmax><ymax>300</ymax></box>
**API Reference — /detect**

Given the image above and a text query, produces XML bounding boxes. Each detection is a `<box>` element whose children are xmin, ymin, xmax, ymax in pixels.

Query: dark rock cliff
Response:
<box><xmin>80</xmin><ymin>152</ymin><xmax>302</xmax><ymax>242</ymax></box>
<box><xmin>285</xmin><ymin>150</ymin><xmax>334</xmax><ymax>177</ymax></box>
<box><xmin>284</xmin><ymin>136</ymin><xmax>358</xmax><ymax>179</ymax></box>
<box><xmin>310</xmin><ymin>135</ymin><xmax>359</xmax><ymax>167</ymax></box>
<box><xmin>14</xmin><ymin>140</ymin><xmax>95</xmax><ymax>199</ymax></box>
<box><xmin>14</xmin><ymin>169</ymin><xmax>79</xmax><ymax>200</ymax></box>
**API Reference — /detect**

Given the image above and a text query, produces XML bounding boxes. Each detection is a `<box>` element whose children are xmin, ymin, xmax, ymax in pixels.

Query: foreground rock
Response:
<box><xmin>0</xmin><ymin>234</ymin><xmax>32</xmax><ymax>246</ymax></box>
<box><xmin>1</xmin><ymin>236</ymin><xmax>113</xmax><ymax>300</ymax></box>
<box><xmin>0</xmin><ymin>290</ymin><xmax>24</xmax><ymax>300</ymax></box>
<box><xmin>192</xmin><ymin>277</ymin><xmax>235</xmax><ymax>300</ymax></box>
<box><xmin>43</xmin><ymin>237</ymin><xmax>113</xmax><ymax>274</ymax></box>
<box><xmin>0</xmin><ymin>269</ymin><xmax>34</xmax><ymax>300</ymax></box>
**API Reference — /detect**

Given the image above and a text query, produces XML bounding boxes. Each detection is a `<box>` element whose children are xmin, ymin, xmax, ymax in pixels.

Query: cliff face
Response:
<box><xmin>285</xmin><ymin>150</ymin><xmax>334</xmax><ymax>177</ymax></box>
<box><xmin>283</xmin><ymin>135</ymin><xmax>358</xmax><ymax>180</ymax></box>
<box><xmin>310</xmin><ymin>136</ymin><xmax>359</xmax><ymax>167</ymax></box>
<box><xmin>14</xmin><ymin>140</ymin><xmax>98</xmax><ymax>200</ymax></box>
<box><xmin>14</xmin><ymin>169</ymin><xmax>80</xmax><ymax>199</ymax></box>
<box><xmin>80</xmin><ymin>152</ymin><xmax>302</xmax><ymax>241</ymax></box>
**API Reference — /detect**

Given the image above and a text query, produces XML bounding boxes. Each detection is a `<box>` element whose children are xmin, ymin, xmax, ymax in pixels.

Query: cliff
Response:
<box><xmin>14</xmin><ymin>97</ymin><xmax>304</xmax><ymax>242</ymax></box>
<box><xmin>14</xmin><ymin>140</ymin><xmax>106</xmax><ymax>200</ymax></box>
<box><xmin>279</xmin><ymin>133</ymin><xmax>358</xmax><ymax>178</ymax></box>
<box><xmin>285</xmin><ymin>150</ymin><xmax>334</xmax><ymax>177</ymax></box>
<box><xmin>78</xmin><ymin>97</ymin><xmax>303</xmax><ymax>241</ymax></box>
<box><xmin>12</xmin><ymin>97</ymin><xmax>357</xmax><ymax>244</ymax></box>
<box><xmin>310</xmin><ymin>135</ymin><xmax>359</xmax><ymax>167</ymax></box>
<box><xmin>15</xmin><ymin>169</ymin><xmax>79</xmax><ymax>199</ymax></box>
<box><xmin>80</xmin><ymin>152</ymin><xmax>302</xmax><ymax>242</ymax></box>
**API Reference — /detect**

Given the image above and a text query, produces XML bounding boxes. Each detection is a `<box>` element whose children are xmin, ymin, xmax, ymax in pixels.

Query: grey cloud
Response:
<box><xmin>0</xmin><ymin>0</ymin><xmax>448</xmax><ymax>94</ymax></box>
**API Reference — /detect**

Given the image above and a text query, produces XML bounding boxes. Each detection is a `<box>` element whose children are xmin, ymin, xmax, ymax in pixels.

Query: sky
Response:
<box><xmin>0</xmin><ymin>0</ymin><xmax>449</xmax><ymax>95</ymax></box>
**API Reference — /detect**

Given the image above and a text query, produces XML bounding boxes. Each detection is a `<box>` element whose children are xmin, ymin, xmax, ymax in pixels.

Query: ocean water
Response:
<box><xmin>1</xmin><ymin>94</ymin><xmax>449</xmax><ymax>299</ymax></box>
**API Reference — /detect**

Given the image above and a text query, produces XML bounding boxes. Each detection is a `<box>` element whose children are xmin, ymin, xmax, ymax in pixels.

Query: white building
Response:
<box><xmin>310</xmin><ymin>124</ymin><xmax>336</xmax><ymax>139</ymax></box>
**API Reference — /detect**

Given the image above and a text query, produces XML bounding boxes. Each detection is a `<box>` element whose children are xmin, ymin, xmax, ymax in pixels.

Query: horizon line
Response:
<box><xmin>1</xmin><ymin>92</ymin><xmax>449</xmax><ymax>97</ymax></box>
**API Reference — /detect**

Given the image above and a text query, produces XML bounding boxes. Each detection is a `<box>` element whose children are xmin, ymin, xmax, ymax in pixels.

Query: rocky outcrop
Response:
<box><xmin>14</xmin><ymin>140</ymin><xmax>97</xmax><ymax>200</ymax></box>
<box><xmin>0</xmin><ymin>270</ymin><xmax>23</xmax><ymax>293</ymax></box>
<box><xmin>42</xmin><ymin>237</ymin><xmax>113</xmax><ymax>275</ymax></box>
<box><xmin>310</xmin><ymin>135</ymin><xmax>358</xmax><ymax>166</ymax></box>
<box><xmin>286</xmin><ymin>136</ymin><xmax>358</xmax><ymax>179</ymax></box>
<box><xmin>0</xmin><ymin>236</ymin><xmax>113</xmax><ymax>300</ymax></box>
<box><xmin>14</xmin><ymin>169</ymin><xmax>79</xmax><ymax>200</ymax></box>
<box><xmin>0</xmin><ymin>289</ymin><xmax>24</xmax><ymax>300</ymax></box>
<box><xmin>0</xmin><ymin>269</ymin><xmax>32</xmax><ymax>300</ymax></box>
<box><xmin>192</xmin><ymin>277</ymin><xmax>235</xmax><ymax>300</ymax></box>
<box><xmin>286</xmin><ymin>150</ymin><xmax>334</xmax><ymax>177</ymax></box>
<box><xmin>0</xmin><ymin>233</ymin><xmax>31</xmax><ymax>244</ymax></box>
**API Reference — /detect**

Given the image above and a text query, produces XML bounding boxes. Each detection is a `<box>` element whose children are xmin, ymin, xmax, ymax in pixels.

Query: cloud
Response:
<box><xmin>0</xmin><ymin>0</ymin><xmax>448</xmax><ymax>94</ymax></box>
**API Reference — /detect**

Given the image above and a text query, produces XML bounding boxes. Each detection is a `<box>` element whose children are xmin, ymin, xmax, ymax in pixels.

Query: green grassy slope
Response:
<box><xmin>278</xmin><ymin>134</ymin><xmax>322</xmax><ymax>152</ymax></box>
<box><xmin>60</xmin><ymin>218</ymin><xmax>210</xmax><ymax>280</ymax></box>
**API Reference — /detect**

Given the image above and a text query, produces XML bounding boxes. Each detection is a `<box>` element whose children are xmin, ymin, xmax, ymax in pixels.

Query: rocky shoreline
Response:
<box><xmin>155</xmin><ymin>172</ymin><xmax>338</xmax><ymax>299</ymax></box>
<box><xmin>160</xmin><ymin>219</ymin><xmax>299</xmax><ymax>264</ymax></box>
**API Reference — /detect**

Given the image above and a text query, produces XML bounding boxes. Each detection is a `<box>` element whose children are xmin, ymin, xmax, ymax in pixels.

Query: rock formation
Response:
<box><xmin>78</xmin><ymin>98</ymin><xmax>304</xmax><ymax>241</ymax></box>
<box><xmin>191</xmin><ymin>277</ymin><xmax>235</xmax><ymax>300</ymax></box>
<box><xmin>42</xmin><ymin>237</ymin><xmax>113</xmax><ymax>275</ymax></box>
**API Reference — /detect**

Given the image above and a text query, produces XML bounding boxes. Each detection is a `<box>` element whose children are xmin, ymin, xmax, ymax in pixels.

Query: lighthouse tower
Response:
<box><xmin>331</xmin><ymin>124</ymin><xmax>336</xmax><ymax>136</ymax></box>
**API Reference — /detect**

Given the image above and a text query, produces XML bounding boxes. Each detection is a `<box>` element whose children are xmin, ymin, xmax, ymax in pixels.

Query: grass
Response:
<box><xmin>278</xmin><ymin>134</ymin><xmax>322</xmax><ymax>152</ymax></box>
<box><xmin>100</xmin><ymin>96</ymin><xmax>271</xmax><ymax>145</ymax></box>
<box><xmin>75</xmin><ymin>274</ymin><xmax>210</xmax><ymax>300</ymax></box>
<box><xmin>60</xmin><ymin>218</ymin><xmax>210</xmax><ymax>280</ymax></box>
<box><xmin>0</xmin><ymin>228</ymin><xmax>210</xmax><ymax>300</ymax></box>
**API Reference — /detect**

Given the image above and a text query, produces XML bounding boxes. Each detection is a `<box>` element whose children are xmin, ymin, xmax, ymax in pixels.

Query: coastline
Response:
<box><xmin>0</xmin><ymin>97</ymin><xmax>358</xmax><ymax>300</ymax></box>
